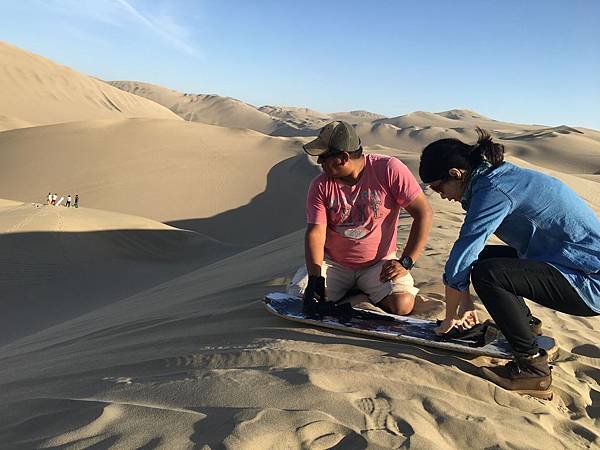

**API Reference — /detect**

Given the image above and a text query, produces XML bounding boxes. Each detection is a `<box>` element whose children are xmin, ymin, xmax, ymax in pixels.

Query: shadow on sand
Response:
<box><xmin>0</xmin><ymin>228</ymin><xmax>239</xmax><ymax>345</ymax></box>
<box><xmin>167</xmin><ymin>154</ymin><xmax>320</xmax><ymax>246</ymax></box>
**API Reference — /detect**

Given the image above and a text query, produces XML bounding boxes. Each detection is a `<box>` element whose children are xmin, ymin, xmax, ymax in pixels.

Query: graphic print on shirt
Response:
<box><xmin>329</xmin><ymin>189</ymin><xmax>382</xmax><ymax>239</ymax></box>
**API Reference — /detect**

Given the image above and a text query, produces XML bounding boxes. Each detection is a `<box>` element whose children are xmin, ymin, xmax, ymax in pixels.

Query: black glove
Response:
<box><xmin>303</xmin><ymin>275</ymin><xmax>326</xmax><ymax>315</ymax></box>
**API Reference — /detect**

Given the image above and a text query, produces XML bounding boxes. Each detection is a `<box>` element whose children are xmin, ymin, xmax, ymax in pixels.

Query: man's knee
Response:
<box><xmin>380</xmin><ymin>293</ymin><xmax>415</xmax><ymax>316</ymax></box>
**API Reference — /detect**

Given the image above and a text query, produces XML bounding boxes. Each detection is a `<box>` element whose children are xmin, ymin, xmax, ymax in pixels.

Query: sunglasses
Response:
<box><xmin>428</xmin><ymin>179</ymin><xmax>447</xmax><ymax>193</ymax></box>
<box><xmin>317</xmin><ymin>151</ymin><xmax>343</xmax><ymax>163</ymax></box>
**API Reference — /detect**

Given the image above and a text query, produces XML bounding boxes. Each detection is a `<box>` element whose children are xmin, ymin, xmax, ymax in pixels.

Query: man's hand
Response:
<box><xmin>303</xmin><ymin>275</ymin><xmax>326</xmax><ymax>314</ymax></box>
<box><xmin>380</xmin><ymin>259</ymin><xmax>408</xmax><ymax>282</ymax></box>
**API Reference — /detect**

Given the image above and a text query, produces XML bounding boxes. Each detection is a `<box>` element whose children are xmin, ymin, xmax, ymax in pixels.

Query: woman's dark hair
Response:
<box><xmin>419</xmin><ymin>128</ymin><xmax>505</xmax><ymax>183</ymax></box>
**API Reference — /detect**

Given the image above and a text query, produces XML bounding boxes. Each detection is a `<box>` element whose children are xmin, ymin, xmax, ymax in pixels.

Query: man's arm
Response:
<box><xmin>380</xmin><ymin>192</ymin><xmax>432</xmax><ymax>281</ymax></box>
<box><xmin>401</xmin><ymin>192</ymin><xmax>433</xmax><ymax>263</ymax></box>
<box><xmin>305</xmin><ymin>223</ymin><xmax>327</xmax><ymax>276</ymax></box>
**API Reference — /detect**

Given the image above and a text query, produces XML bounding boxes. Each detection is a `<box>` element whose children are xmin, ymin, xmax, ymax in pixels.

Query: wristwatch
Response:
<box><xmin>399</xmin><ymin>255</ymin><xmax>414</xmax><ymax>270</ymax></box>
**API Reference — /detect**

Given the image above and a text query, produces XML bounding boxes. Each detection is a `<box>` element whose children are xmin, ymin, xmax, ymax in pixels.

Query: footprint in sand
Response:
<box><xmin>587</xmin><ymin>388</ymin><xmax>600</xmax><ymax>420</ymax></box>
<box><xmin>355</xmin><ymin>394</ymin><xmax>414</xmax><ymax>447</ymax></box>
<box><xmin>554</xmin><ymin>421</ymin><xmax>600</xmax><ymax>448</ymax></box>
<box><xmin>572</xmin><ymin>344</ymin><xmax>600</xmax><ymax>359</ymax></box>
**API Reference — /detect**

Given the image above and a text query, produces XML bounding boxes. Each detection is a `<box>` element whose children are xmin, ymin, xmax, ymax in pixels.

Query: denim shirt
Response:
<box><xmin>444</xmin><ymin>162</ymin><xmax>600</xmax><ymax>313</ymax></box>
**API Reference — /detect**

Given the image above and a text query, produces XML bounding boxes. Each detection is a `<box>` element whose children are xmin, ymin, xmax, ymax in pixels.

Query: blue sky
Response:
<box><xmin>2</xmin><ymin>0</ymin><xmax>599</xmax><ymax>128</ymax></box>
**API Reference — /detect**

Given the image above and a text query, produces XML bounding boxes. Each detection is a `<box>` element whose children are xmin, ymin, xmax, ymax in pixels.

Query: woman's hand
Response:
<box><xmin>434</xmin><ymin>316</ymin><xmax>459</xmax><ymax>335</ymax></box>
<box><xmin>434</xmin><ymin>286</ymin><xmax>479</xmax><ymax>335</ymax></box>
<box><xmin>457</xmin><ymin>296</ymin><xmax>479</xmax><ymax>327</ymax></box>
<box><xmin>434</xmin><ymin>310</ymin><xmax>479</xmax><ymax>335</ymax></box>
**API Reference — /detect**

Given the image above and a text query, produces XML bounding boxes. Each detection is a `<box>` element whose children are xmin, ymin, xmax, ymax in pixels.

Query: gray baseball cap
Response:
<box><xmin>303</xmin><ymin>121</ymin><xmax>362</xmax><ymax>156</ymax></box>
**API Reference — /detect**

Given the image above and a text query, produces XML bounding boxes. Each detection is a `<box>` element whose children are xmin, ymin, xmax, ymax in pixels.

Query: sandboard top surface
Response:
<box><xmin>264</xmin><ymin>293</ymin><xmax>556</xmax><ymax>359</ymax></box>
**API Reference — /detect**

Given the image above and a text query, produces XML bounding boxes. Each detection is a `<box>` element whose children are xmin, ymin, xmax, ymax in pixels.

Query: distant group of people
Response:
<box><xmin>46</xmin><ymin>192</ymin><xmax>79</xmax><ymax>208</ymax></box>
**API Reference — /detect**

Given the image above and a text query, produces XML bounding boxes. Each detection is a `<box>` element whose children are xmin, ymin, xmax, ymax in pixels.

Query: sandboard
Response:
<box><xmin>264</xmin><ymin>293</ymin><xmax>556</xmax><ymax>359</ymax></box>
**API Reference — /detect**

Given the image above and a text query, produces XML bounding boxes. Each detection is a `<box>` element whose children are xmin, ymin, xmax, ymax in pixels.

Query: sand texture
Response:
<box><xmin>0</xmin><ymin>42</ymin><xmax>599</xmax><ymax>449</ymax></box>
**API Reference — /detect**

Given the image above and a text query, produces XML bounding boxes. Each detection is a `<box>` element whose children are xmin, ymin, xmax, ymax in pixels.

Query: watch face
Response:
<box><xmin>401</xmin><ymin>256</ymin><xmax>413</xmax><ymax>269</ymax></box>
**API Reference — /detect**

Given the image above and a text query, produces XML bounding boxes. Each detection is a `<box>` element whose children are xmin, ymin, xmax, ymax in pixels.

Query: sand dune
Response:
<box><xmin>1</xmin><ymin>191</ymin><xmax>598</xmax><ymax>447</ymax></box>
<box><xmin>0</xmin><ymin>42</ymin><xmax>599</xmax><ymax>449</ymax></box>
<box><xmin>103</xmin><ymin>76</ymin><xmax>600</xmax><ymax>177</ymax></box>
<box><xmin>0</xmin><ymin>114</ymin><xmax>33</xmax><ymax>132</ymax></box>
<box><xmin>375</xmin><ymin>109</ymin><xmax>522</xmax><ymax>132</ymax></box>
<box><xmin>330</xmin><ymin>109</ymin><xmax>388</xmax><ymax>123</ymax></box>
<box><xmin>0</xmin><ymin>42</ymin><xmax>180</xmax><ymax>130</ymax></box>
<box><xmin>258</xmin><ymin>105</ymin><xmax>331</xmax><ymax>125</ymax></box>
<box><xmin>257</xmin><ymin>105</ymin><xmax>332</xmax><ymax>135</ymax></box>
<box><xmin>0</xmin><ymin>118</ymin><xmax>320</xmax><ymax>245</ymax></box>
<box><xmin>354</xmin><ymin>114</ymin><xmax>600</xmax><ymax>175</ymax></box>
<box><xmin>0</xmin><ymin>200</ymin><xmax>237</xmax><ymax>346</ymax></box>
<box><xmin>109</xmin><ymin>80</ymin><xmax>387</xmax><ymax>137</ymax></box>
<box><xmin>108</xmin><ymin>80</ymin><xmax>291</xmax><ymax>135</ymax></box>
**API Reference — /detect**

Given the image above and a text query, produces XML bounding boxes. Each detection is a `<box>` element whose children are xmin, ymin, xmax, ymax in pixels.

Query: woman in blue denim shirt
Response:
<box><xmin>419</xmin><ymin>129</ymin><xmax>599</xmax><ymax>400</ymax></box>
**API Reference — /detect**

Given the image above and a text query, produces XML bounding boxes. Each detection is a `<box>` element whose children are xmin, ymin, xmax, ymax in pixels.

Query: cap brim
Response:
<box><xmin>302</xmin><ymin>136</ymin><xmax>330</xmax><ymax>156</ymax></box>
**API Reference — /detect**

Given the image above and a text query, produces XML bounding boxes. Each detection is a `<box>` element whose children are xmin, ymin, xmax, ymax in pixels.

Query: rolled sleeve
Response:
<box><xmin>443</xmin><ymin>181</ymin><xmax>513</xmax><ymax>291</ymax></box>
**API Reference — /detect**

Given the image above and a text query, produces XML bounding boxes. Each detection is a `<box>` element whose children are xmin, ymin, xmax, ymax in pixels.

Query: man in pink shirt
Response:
<box><xmin>297</xmin><ymin>121</ymin><xmax>432</xmax><ymax>315</ymax></box>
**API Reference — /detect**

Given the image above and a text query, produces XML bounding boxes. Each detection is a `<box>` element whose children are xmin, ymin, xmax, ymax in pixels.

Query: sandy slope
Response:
<box><xmin>0</xmin><ymin>118</ymin><xmax>320</xmax><ymax>245</ymax></box>
<box><xmin>0</xmin><ymin>182</ymin><xmax>598</xmax><ymax>447</ymax></box>
<box><xmin>0</xmin><ymin>200</ymin><xmax>237</xmax><ymax>346</ymax></box>
<box><xmin>0</xmin><ymin>42</ymin><xmax>180</xmax><ymax>130</ymax></box>
<box><xmin>0</xmin><ymin>150</ymin><xmax>598</xmax><ymax>448</ymax></box>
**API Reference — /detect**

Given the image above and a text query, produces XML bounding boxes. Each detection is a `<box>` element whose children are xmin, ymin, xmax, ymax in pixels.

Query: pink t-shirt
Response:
<box><xmin>306</xmin><ymin>154</ymin><xmax>422</xmax><ymax>269</ymax></box>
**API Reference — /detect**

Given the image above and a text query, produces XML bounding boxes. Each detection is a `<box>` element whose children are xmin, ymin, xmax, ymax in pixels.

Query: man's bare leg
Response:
<box><xmin>378</xmin><ymin>293</ymin><xmax>415</xmax><ymax>315</ymax></box>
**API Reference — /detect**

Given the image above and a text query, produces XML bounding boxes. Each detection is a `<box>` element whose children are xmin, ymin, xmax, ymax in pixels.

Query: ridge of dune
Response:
<box><xmin>355</xmin><ymin>116</ymin><xmax>600</xmax><ymax>175</ymax></box>
<box><xmin>435</xmin><ymin>108</ymin><xmax>492</xmax><ymax>121</ymax></box>
<box><xmin>374</xmin><ymin>109</ymin><xmax>522</xmax><ymax>132</ymax></box>
<box><xmin>0</xmin><ymin>114</ymin><xmax>33</xmax><ymax>132</ymax></box>
<box><xmin>108</xmin><ymin>80</ymin><xmax>388</xmax><ymax>137</ymax></box>
<box><xmin>108</xmin><ymin>80</ymin><xmax>292</xmax><ymax>135</ymax></box>
<box><xmin>0</xmin><ymin>41</ymin><xmax>180</xmax><ymax>131</ymax></box>
<box><xmin>330</xmin><ymin>109</ymin><xmax>388</xmax><ymax>122</ymax></box>
<box><xmin>259</xmin><ymin>105</ymin><xmax>330</xmax><ymax>121</ymax></box>
<box><xmin>258</xmin><ymin>105</ymin><xmax>331</xmax><ymax>130</ymax></box>
<box><xmin>105</xmin><ymin>77</ymin><xmax>600</xmax><ymax>176</ymax></box>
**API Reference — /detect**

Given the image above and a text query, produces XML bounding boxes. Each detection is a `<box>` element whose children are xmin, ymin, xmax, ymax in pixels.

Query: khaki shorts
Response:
<box><xmin>287</xmin><ymin>254</ymin><xmax>419</xmax><ymax>304</ymax></box>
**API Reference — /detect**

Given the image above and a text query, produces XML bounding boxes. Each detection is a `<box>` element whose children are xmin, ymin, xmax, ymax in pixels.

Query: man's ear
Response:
<box><xmin>448</xmin><ymin>168</ymin><xmax>463</xmax><ymax>180</ymax></box>
<box><xmin>339</xmin><ymin>152</ymin><xmax>350</xmax><ymax>163</ymax></box>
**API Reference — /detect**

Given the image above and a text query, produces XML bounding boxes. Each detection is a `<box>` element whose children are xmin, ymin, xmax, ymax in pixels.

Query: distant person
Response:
<box><xmin>51</xmin><ymin>193</ymin><xmax>57</xmax><ymax>206</ymax></box>
<box><xmin>419</xmin><ymin>128</ymin><xmax>600</xmax><ymax>400</ymax></box>
<box><xmin>290</xmin><ymin>121</ymin><xmax>432</xmax><ymax>316</ymax></box>
<box><xmin>65</xmin><ymin>194</ymin><xmax>72</xmax><ymax>207</ymax></box>
<box><xmin>47</xmin><ymin>192</ymin><xmax>52</xmax><ymax>205</ymax></box>
<box><xmin>74</xmin><ymin>194</ymin><xmax>79</xmax><ymax>208</ymax></box>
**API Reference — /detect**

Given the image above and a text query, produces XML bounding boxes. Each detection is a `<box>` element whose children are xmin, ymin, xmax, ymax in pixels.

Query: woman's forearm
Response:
<box><xmin>445</xmin><ymin>285</ymin><xmax>470</xmax><ymax>319</ymax></box>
